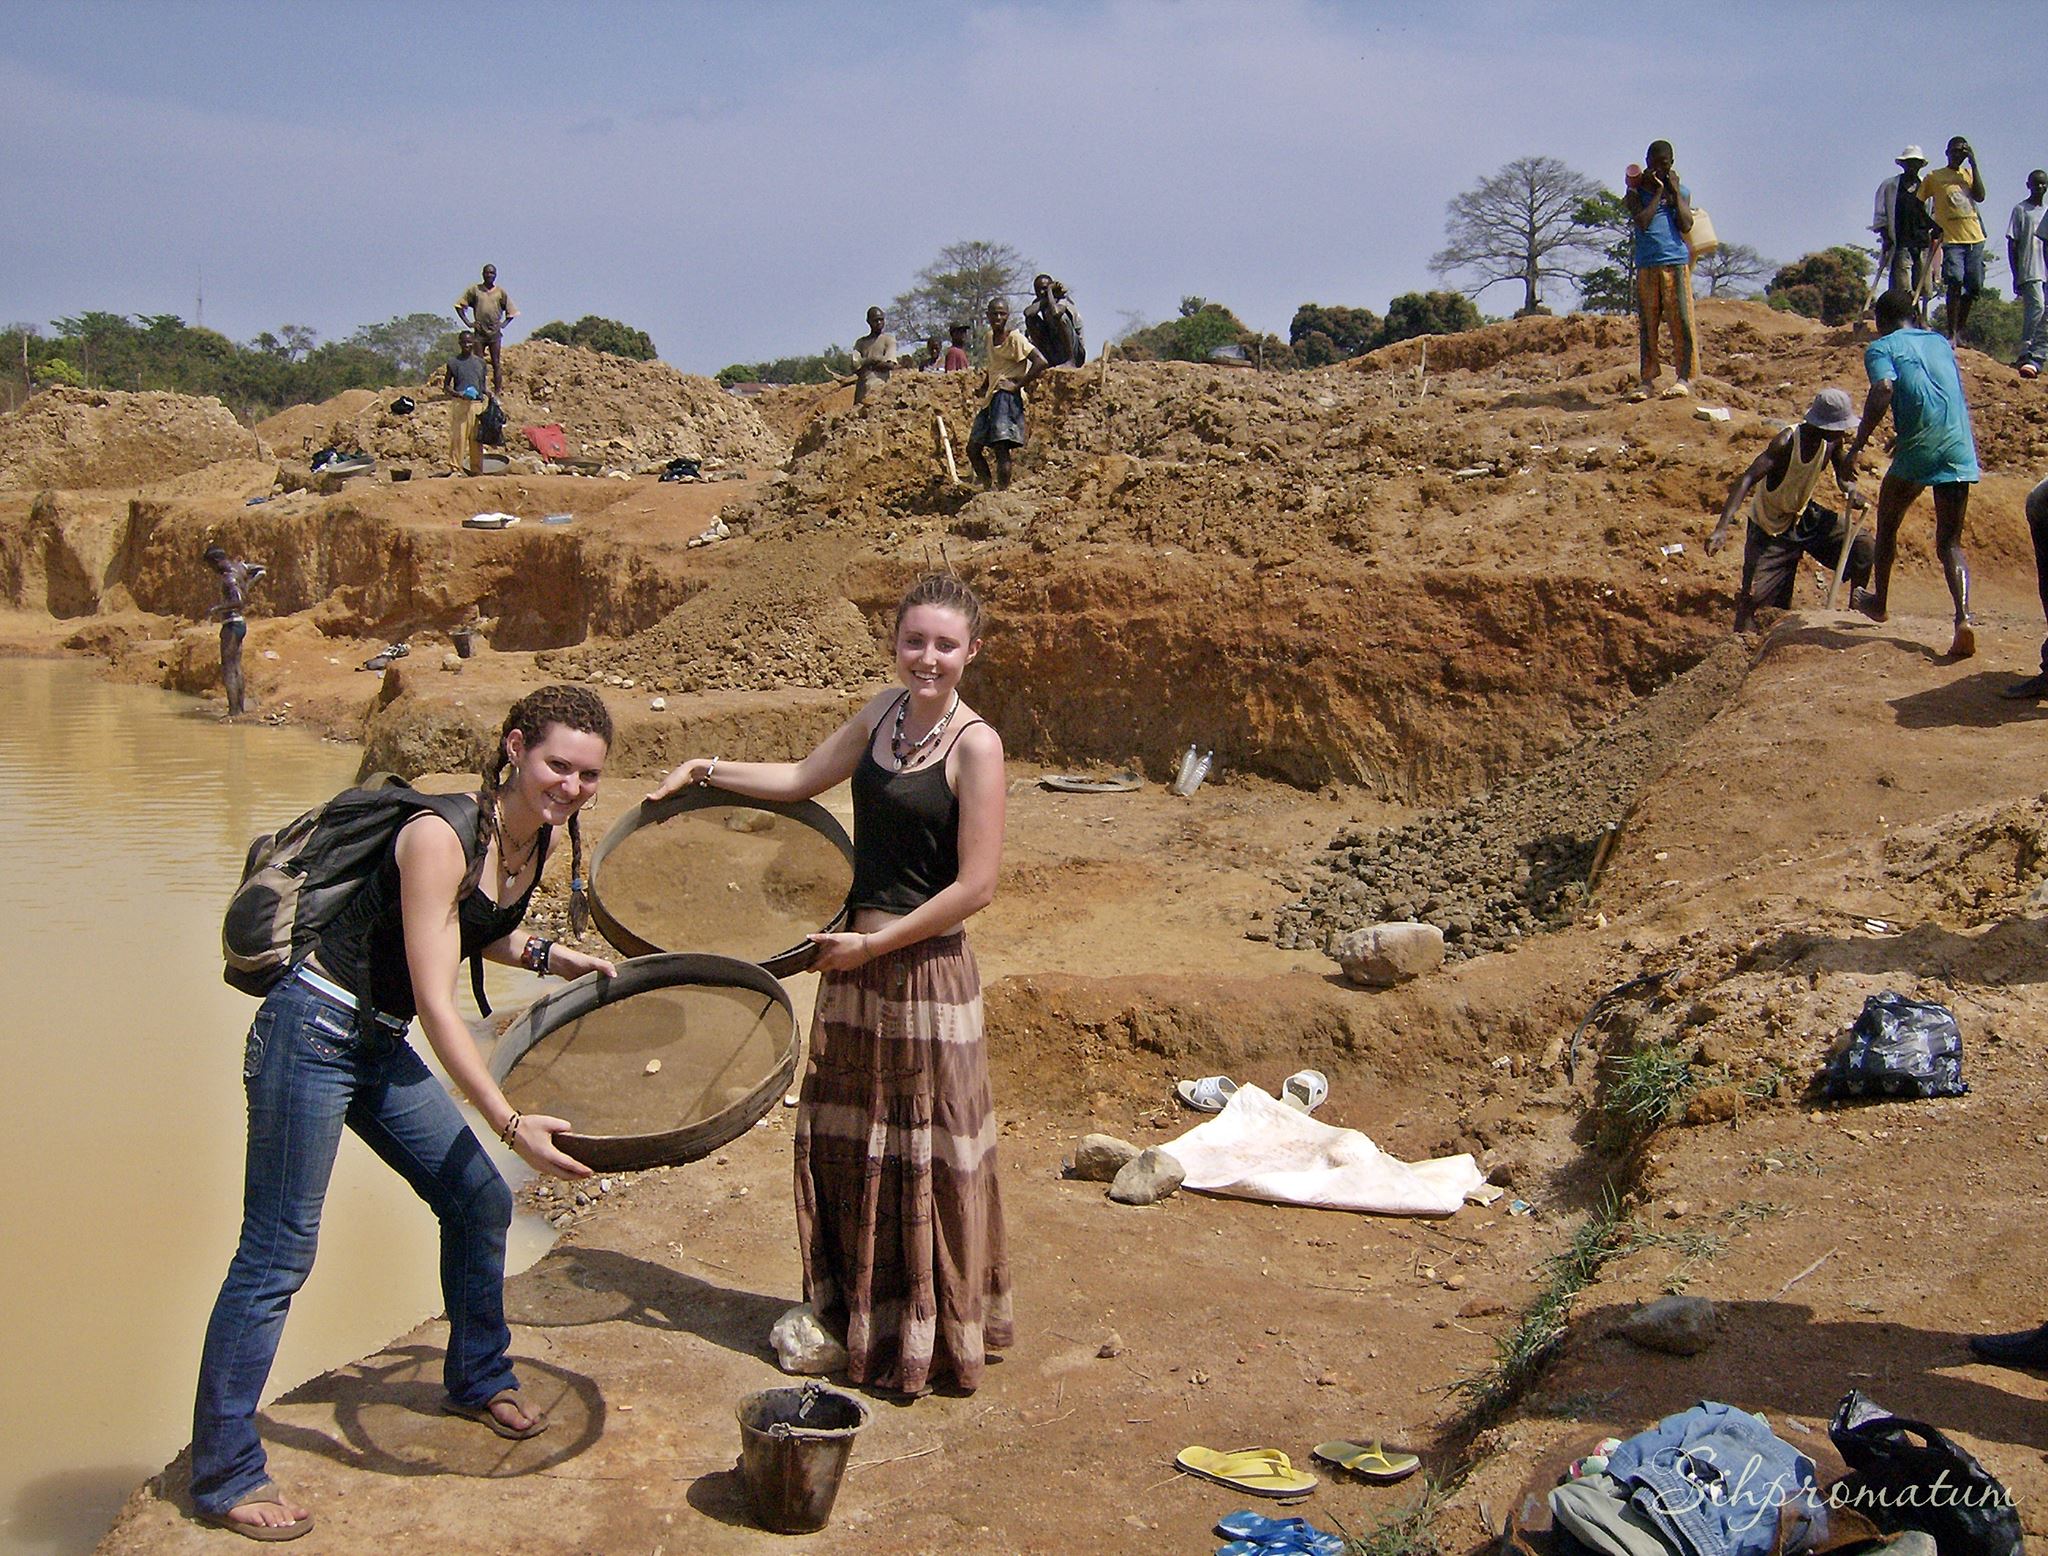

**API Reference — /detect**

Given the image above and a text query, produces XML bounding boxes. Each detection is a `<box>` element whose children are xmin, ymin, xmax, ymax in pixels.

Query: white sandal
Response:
<box><xmin>1174</xmin><ymin>1075</ymin><xmax>1239</xmax><ymax>1113</ymax></box>
<box><xmin>1281</xmin><ymin>1069</ymin><xmax>1329</xmax><ymax>1113</ymax></box>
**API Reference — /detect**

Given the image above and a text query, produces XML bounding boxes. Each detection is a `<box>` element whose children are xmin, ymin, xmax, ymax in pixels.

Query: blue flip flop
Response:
<box><xmin>1216</xmin><ymin>1510</ymin><xmax>1345</xmax><ymax>1556</ymax></box>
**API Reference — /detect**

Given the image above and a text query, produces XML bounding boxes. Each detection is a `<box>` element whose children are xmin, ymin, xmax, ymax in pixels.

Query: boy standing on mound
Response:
<box><xmin>965</xmin><ymin>298</ymin><xmax>1049</xmax><ymax>490</ymax></box>
<box><xmin>1846</xmin><ymin>288</ymin><xmax>1980</xmax><ymax>659</ymax></box>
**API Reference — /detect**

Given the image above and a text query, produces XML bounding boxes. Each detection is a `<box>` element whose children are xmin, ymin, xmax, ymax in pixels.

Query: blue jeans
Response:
<box><xmin>190</xmin><ymin>973</ymin><xmax>517</xmax><ymax>1515</ymax></box>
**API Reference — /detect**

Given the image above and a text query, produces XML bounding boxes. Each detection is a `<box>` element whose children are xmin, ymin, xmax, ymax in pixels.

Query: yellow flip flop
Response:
<box><xmin>1175</xmin><ymin>1445</ymin><xmax>1318</xmax><ymax>1499</ymax></box>
<box><xmin>1312</xmin><ymin>1439</ymin><xmax>1420</xmax><ymax>1483</ymax></box>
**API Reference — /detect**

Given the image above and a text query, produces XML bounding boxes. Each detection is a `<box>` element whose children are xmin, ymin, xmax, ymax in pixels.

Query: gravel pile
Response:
<box><xmin>1271</xmin><ymin>640</ymin><xmax>1751</xmax><ymax>959</ymax></box>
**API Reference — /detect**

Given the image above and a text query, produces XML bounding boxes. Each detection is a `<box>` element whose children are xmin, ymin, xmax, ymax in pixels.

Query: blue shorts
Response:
<box><xmin>1942</xmin><ymin>241</ymin><xmax>1985</xmax><ymax>296</ymax></box>
<box><xmin>969</xmin><ymin>389</ymin><xmax>1026</xmax><ymax>449</ymax></box>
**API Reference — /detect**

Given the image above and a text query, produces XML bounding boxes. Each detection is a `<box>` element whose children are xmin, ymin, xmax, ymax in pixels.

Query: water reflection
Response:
<box><xmin>0</xmin><ymin>662</ymin><xmax>549</xmax><ymax>1556</ymax></box>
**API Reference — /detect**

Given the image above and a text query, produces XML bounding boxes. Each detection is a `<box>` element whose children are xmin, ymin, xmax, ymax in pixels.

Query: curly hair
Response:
<box><xmin>471</xmin><ymin>684</ymin><xmax>614</xmax><ymax>934</ymax></box>
<box><xmin>894</xmin><ymin>573</ymin><xmax>986</xmax><ymax>641</ymax></box>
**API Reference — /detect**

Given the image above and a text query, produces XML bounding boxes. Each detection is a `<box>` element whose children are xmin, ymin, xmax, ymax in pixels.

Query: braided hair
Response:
<box><xmin>894</xmin><ymin>573</ymin><xmax>985</xmax><ymax>640</ymax></box>
<box><xmin>472</xmin><ymin>683</ymin><xmax>614</xmax><ymax>935</ymax></box>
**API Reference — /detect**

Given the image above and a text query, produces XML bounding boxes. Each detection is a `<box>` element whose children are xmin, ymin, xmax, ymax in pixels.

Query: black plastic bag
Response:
<box><xmin>1828</xmin><ymin>1390</ymin><xmax>2020</xmax><ymax>1556</ymax></box>
<box><xmin>390</xmin><ymin>395</ymin><xmax>415</xmax><ymax>415</ymax></box>
<box><xmin>1822</xmin><ymin>991</ymin><xmax>1965</xmax><ymax>1100</ymax></box>
<box><xmin>477</xmin><ymin>396</ymin><xmax>507</xmax><ymax>447</ymax></box>
<box><xmin>658</xmin><ymin>456</ymin><xmax>701</xmax><ymax>482</ymax></box>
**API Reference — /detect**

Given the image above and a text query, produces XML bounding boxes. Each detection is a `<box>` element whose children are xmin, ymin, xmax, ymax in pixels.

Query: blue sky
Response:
<box><xmin>3</xmin><ymin>0</ymin><xmax>2044</xmax><ymax>374</ymax></box>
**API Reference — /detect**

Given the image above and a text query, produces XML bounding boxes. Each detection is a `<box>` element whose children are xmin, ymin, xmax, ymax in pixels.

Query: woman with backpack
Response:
<box><xmin>191</xmin><ymin>684</ymin><xmax>615</xmax><ymax>1541</ymax></box>
<box><xmin>645</xmin><ymin>574</ymin><xmax>1012</xmax><ymax>1397</ymax></box>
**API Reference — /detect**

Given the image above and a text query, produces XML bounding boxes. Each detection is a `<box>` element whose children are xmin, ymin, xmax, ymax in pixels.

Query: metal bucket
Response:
<box><xmin>735</xmin><ymin>1382</ymin><xmax>870</xmax><ymax>1534</ymax></box>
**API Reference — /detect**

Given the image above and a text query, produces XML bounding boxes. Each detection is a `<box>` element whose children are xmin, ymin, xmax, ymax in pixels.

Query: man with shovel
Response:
<box><xmin>1707</xmin><ymin>389</ymin><xmax>1871</xmax><ymax>631</ymax></box>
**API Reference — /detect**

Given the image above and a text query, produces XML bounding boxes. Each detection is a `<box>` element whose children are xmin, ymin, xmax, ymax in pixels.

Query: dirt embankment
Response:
<box><xmin>0</xmin><ymin>385</ymin><xmax>270</xmax><ymax>491</ymax></box>
<box><xmin>256</xmin><ymin>340</ymin><xmax>789</xmax><ymax>474</ymax></box>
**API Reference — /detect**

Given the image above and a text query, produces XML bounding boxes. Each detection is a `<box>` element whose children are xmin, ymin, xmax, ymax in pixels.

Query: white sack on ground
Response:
<box><xmin>1162</xmin><ymin>1084</ymin><xmax>1486</xmax><ymax>1216</ymax></box>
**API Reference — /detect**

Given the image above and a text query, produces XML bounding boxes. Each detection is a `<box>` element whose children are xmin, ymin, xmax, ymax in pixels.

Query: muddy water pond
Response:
<box><xmin>0</xmin><ymin>661</ymin><xmax>550</xmax><ymax>1556</ymax></box>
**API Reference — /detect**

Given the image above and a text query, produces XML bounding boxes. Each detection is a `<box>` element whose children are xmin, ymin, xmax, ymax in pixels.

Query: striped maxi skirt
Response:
<box><xmin>794</xmin><ymin>931</ymin><xmax>1013</xmax><ymax>1395</ymax></box>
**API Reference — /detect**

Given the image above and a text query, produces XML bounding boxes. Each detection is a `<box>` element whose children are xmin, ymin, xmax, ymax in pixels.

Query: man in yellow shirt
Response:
<box><xmin>966</xmin><ymin>298</ymin><xmax>1049</xmax><ymax>490</ymax></box>
<box><xmin>1920</xmin><ymin>137</ymin><xmax>1987</xmax><ymax>343</ymax></box>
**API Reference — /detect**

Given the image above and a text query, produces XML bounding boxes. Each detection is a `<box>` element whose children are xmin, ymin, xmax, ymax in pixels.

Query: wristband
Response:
<box><xmin>523</xmin><ymin>935</ymin><xmax>554</xmax><ymax>974</ymax></box>
<box><xmin>499</xmin><ymin>1112</ymin><xmax>523</xmax><ymax>1147</ymax></box>
<box><xmin>701</xmin><ymin>757</ymin><xmax>720</xmax><ymax>787</ymax></box>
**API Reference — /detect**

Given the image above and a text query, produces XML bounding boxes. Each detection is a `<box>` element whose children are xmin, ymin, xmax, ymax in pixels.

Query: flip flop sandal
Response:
<box><xmin>1281</xmin><ymin>1069</ymin><xmax>1329</xmax><ymax>1113</ymax></box>
<box><xmin>199</xmin><ymin>1483</ymin><xmax>315</xmax><ymax>1542</ymax></box>
<box><xmin>1174</xmin><ymin>1075</ymin><xmax>1240</xmax><ymax>1113</ymax></box>
<box><xmin>1175</xmin><ymin>1446</ymin><xmax>1318</xmax><ymax>1499</ymax></box>
<box><xmin>443</xmin><ymin>1387</ymin><xmax>549</xmax><ymax>1440</ymax></box>
<box><xmin>1312</xmin><ymin>1439</ymin><xmax>1421</xmax><ymax>1483</ymax></box>
<box><xmin>1218</xmin><ymin>1542</ymin><xmax>1341</xmax><ymax>1556</ymax></box>
<box><xmin>1040</xmin><ymin>771</ymin><xmax>1144</xmax><ymax>793</ymax></box>
<box><xmin>1217</xmin><ymin>1510</ymin><xmax>1346</xmax><ymax>1555</ymax></box>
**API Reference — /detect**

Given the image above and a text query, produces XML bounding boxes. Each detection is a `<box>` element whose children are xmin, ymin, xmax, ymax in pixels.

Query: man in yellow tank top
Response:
<box><xmin>1706</xmin><ymin>388</ymin><xmax>1871</xmax><ymax>630</ymax></box>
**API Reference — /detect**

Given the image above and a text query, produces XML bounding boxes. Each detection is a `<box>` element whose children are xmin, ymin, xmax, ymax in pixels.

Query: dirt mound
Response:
<box><xmin>1362</xmin><ymin>310</ymin><xmax>1637</xmax><ymax>375</ymax></box>
<box><xmin>0</xmin><ymin>386</ymin><xmax>268</xmax><ymax>492</ymax></box>
<box><xmin>539</xmin><ymin>536</ymin><xmax>883</xmax><ymax>696</ymax></box>
<box><xmin>1271</xmin><ymin>638</ymin><xmax>1754</xmax><ymax>958</ymax></box>
<box><xmin>254</xmin><ymin>342</ymin><xmax>789</xmax><ymax>474</ymax></box>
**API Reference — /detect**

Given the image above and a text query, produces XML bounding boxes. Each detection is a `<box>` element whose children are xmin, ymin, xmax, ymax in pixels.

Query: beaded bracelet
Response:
<box><xmin>522</xmin><ymin>935</ymin><xmax>553</xmax><ymax>975</ymax></box>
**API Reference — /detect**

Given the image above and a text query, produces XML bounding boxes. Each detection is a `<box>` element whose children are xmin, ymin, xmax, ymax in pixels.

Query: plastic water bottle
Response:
<box><xmin>1186</xmin><ymin>749</ymin><xmax>1213</xmax><ymax>795</ymax></box>
<box><xmin>1172</xmin><ymin>744</ymin><xmax>1199</xmax><ymax>796</ymax></box>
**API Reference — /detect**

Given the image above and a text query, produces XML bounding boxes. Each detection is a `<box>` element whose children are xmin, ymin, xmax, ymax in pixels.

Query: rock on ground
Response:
<box><xmin>1069</xmin><ymin>1133</ymin><xmax>1140</xmax><ymax>1181</ymax></box>
<box><xmin>1334</xmin><ymin>921</ymin><xmax>1445</xmax><ymax>987</ymax></box>
<box><xmin>1617</xmin><ymin>1294</ymin><xmax>1719</xmax><ymax>1356</ymax></box>
<box><xmin>1108</xmin><ymin>1148</ymin><xmax>1186</xmax><ymax>1205</ymax></box>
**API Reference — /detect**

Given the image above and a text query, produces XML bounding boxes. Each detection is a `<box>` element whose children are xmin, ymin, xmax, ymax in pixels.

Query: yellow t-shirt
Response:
<box><xmin>1918</xmin><ymin>168</ymin><xmax>1985</xmax><ymax>245</ymax></box>
<box><xmin>988</xmin><ymin>328</ymin><xmax>1037</xmax><ymax>394</ymax></box>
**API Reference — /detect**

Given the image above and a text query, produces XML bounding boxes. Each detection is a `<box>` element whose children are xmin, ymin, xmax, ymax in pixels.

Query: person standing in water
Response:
<box><xmin>647</xmin><ymin>574</ymin><xmax>1011</xmax><ymax>1396</ymax></box>
<box><xmin>203</xmin><ymin>545</ymin><xmax>265</xmax><ymax>719</ymax></box>
<box><xmin>189</xmin><ymin>686</ymin><xmax>616</xmax><ymax>1540</ymax></box>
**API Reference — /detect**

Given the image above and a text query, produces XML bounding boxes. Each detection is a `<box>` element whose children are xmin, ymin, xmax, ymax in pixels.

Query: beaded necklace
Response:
<box><xmin>891</xmin><ymin>690</ymin><xmax>960</xmax><ymax>770</ymax></box>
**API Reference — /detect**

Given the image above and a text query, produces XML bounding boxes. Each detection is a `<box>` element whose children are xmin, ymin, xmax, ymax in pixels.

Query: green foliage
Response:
<box><xmin>1289</xmin><ymin>302</ymin><xmax>1382</xmax><ymax>364</ymax></box>
<box><xmin>1119</xmin><ymin>300</ymin><xmax>1255</xmax><ymax>362</ymax></box>
<box><xmin>1766</xmin><ymin>246</ymin><xmax>1872</xmax><ymax>325</ymax></box>
<box><xmin>1936</xmin><ymin>291</ymin><xmax>2023</xmax><ymax>360</ymax></box>
<box><xmin>1375</xmin><ymin>290</ymin><xmax>1482</xmax><ymax>347</ymax></box>
<box><xmin>890</xmin><ymin>239</ymin><xmax>1034</xmax><ymax>344</ymax></box>
<box><xmin>1603</xmin><ymin>1042</ymin><xmax>1698</xmax><ymax>1137</ymax></box>
<box><xmin>527</xmin><ymin>314</ymin><xmax>658</xmax><ymax>360</ymax></box>
<box><xmin>1574</xmin><ymin>190</ymin><xmax>1636</xmax><ymax>314</ymax></box>
<box><xmin>0</xmin><ymin>307</ymin><xmax>531</xmax><ymax>418</ymax></box>
<box><xmin>713</xmin><ymin>344</ymin><xmax>854</xmax><ymax>387</ymax></box>
<box><xmin>345</xmin><ymin>312</ymin><xmax>460</xmax><ymax>378</ymax></box>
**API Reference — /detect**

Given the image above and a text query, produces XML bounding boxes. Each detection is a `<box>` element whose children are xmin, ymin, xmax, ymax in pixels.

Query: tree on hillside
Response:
<box><xmin>1289</xmin><ymin>302</ymin><xmax>1382</xmax><ymax>365</ymax></box>
<box><xmin>1694</xmin><ymin>242</ymin><xmax>1775</xmax><ymax>298</ymax></box>
<box><xmin>348</xmin><ymin>312</ymin><xmax>461</xmax><ymax>378</ymax></box>
<box><xmin>1432</xmin><ymin>155</ymin><xmax>1609</xmax><ymax>314</ymax></box>
<box><xmin>528</xmin><ymin>315</ymin><xmax>658</xmax><ymax>360</ymax></box>
<box><xmin>714</xmin><ymin>345</ymin><xmax>855</xmax><ymax>387</ymax></box>
<box><xmin>1118</xmin><ymin>297</ymin><xmax>1258</xmax><ymax>363</ymax></box>
<box><xmin>1571</xmin><ymin>190</ymin><xmax>1636</xmax><ymax>314</ymax></box>
<box><xmin>889</xmin><ymin>240</ymin><xmax>1035</xmax><ymax>344</ymax></box>
<box><xmin>1375</xmin><ymin>291</ymin><xmax>1482</xmax><ymax>348</ymax></box>
<box><xmin>1765</xmin><ymin>247</ymin><xmax>1871</xmax><ymax>325</ymax></box>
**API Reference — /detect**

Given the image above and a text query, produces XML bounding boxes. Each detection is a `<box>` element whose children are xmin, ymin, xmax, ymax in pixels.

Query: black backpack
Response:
<box><xmin>222</xmin><ymin>777</ymin><xmax>493</xmax><ymax>1011</ymax></box>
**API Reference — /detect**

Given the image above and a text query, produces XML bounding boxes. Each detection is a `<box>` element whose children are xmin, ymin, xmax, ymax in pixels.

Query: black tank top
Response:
<box><xmin>845</xmin><ymin>697</ymin><xmax>985</xmax><ymax>916</ymax></box>
<box><xmin>316</xmin><ymin>806</ymin><xmax>548</xmax><ymax>1023</ymax></box>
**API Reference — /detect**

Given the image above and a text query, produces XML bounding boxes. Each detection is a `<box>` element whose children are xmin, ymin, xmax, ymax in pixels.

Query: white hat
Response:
<box><xmin>1897</xmin><ymin>145</ymin><xmax>1927</xmax><ymax>165</ymax></box>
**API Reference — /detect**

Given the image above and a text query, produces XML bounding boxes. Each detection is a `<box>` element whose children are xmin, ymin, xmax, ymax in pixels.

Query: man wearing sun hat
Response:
<box><xmin>1873</xmin><ymin>146</ymin><xmax>1937</xmax><ymax>317</ymax></box>
<box><xmin>1706</xmin><ymin>388</ymin><xmax>1872</xmax><ymax>631</ymax></box>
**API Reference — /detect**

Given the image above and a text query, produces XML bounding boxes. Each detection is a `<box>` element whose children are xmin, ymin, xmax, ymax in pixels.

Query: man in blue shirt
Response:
<box><xmin>1624</xmin><ymin>140</ymin><xmax>1696</xmax><ymax>401</ymax></box>
<box><xmin>1845</xmin><ymin>288</ymin><xmax>1980</xmax><ymax>658</ymax></box>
